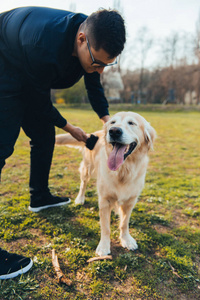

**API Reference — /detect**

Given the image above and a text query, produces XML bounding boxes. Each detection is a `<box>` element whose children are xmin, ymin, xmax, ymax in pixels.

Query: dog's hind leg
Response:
<box><xmin>75</xmin><ymin>161</ymin><xmax>90</xmax><ymax>205</ymax></box>
<box><xmin>119</xmin><ymin>200</ymin><xmax>138</xmax><ymax>251</ymax></box>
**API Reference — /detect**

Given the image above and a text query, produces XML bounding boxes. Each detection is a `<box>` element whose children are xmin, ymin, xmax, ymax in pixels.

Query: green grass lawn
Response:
<box><xmin>0</xmin><ymin>107</ymin><xmax>200</xmax><ymax>300</ymax></box>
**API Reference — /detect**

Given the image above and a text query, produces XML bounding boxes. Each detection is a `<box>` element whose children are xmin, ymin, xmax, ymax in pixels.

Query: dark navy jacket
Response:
<box><xmin>0</xmin><ymin>6</ymin><xmax>109</xmax><ymax>127</ymax></box>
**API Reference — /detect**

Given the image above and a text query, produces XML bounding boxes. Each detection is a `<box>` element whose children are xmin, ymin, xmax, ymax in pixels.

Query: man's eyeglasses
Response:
<box><xmin>86</xmin><ymin>36</ymin><xmax>117</xmax><ymax>68</ymax></box>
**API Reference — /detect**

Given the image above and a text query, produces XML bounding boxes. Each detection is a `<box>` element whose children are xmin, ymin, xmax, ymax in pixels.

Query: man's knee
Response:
<box><xmin>0</xmin><ymin>96</ymin><xmax>24</xmax><ymax>175</ymax></box>
<box><xmin>29</xmin><ymin>126</ymin><xmax>55</xmax><ymax>154</ymax></box>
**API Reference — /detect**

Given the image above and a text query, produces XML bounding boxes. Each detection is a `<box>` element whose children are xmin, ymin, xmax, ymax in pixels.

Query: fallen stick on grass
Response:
<box><xmin>52</xmin><ymin>249</ymin><xmax>73</xmax><ymax>286</ymax></box>
<box><xmin>87</xmin><ymin>255</ymin><xmax>113</xmax><ymax>263</ymax></box>
<box><xmin>168</xmin><ymin>261</ymin><xmax>182</xmax><ymax>279</ymax></box>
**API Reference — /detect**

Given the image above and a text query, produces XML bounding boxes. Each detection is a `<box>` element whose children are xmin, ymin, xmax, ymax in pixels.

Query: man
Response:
<box><xmin>0</xmin><ymin>6</ymin><xmax>126</xmax><ymax>279</ymax></box>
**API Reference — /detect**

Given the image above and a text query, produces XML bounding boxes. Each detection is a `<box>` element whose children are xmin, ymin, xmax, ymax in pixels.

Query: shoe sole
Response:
<box><xmin>0</xmin><ymin>259</ymin><xmax>33</xmax><ymax>280</ymax></box>
<box><xmin>28</xmin><ymin>199</ymin><xmax>71</xmax><ymax>212</ymax></box>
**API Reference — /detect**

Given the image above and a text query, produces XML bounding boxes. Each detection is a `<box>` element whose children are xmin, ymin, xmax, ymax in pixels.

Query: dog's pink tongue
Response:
<box><xmin>107</xmin><ymin>144</ymin><xmax>127</xmax><ymax>171</ymax></box>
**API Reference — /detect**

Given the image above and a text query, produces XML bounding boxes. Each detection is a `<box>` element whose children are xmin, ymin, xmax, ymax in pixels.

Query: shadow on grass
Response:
<box><xmin>1</xmin><ymin>199</ymin><xmax>200</xmax><ymax>299</ymax></box>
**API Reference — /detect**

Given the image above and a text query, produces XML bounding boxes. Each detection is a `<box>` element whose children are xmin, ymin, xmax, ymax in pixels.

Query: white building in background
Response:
<box><xmin>103</xmin><ymin>71</ymin><xmax>124</xmax><ymax>101</ymax></box>
<box><xmin>184</xmin><ymin>91</ymin><xmax>198</xmax><ymax>105</ymax></box>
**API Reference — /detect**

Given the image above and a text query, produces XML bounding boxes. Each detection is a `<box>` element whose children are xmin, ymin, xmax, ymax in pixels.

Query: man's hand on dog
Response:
<box><xmin>62</xmin><ymin>115</ymin><xmax>110</xmax><ymax>143</ymax></box>
<box><xmin>62</xmin><ymin>122</ymin><xmax>88</xmax><ymax>142</ymax></box>
<box><xmin>101</xmin><ymin>115</ymin><xmax>110</xmax><ymax>124</ymax></box>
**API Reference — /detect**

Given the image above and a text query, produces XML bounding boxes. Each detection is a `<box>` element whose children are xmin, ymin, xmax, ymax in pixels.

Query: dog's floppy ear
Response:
<box><xmin>144</xmin><ymin>122</ymin><xmax>156</xmax><ymax>150</ymax></box>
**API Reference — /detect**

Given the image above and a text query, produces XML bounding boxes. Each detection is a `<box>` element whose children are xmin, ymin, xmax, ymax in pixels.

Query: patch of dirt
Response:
<box><xmin>153</xmin><ymin>224</ymin><xmax>171</xmax><ymax>234</ymax></box>
<box><xmin>158</xmin><ymin>280</ymin><xmax>200</xmax><ymax>300</ymax></box>
<box><xmin>28</xmin><ymin>228</ymin><xmax>49</xmax><ymax>246</ymax></box>
<box><xmin>1</xmin><ymin>228</ymin><xmax>50</xmax><ymax>254</ymax></box>
<box><xmin>110</xmin><ymin>239</ymin><xmax>129</xmax><ymax>258</ymax></box>
<box><xmin>171</xmin><ymin>209</ymin><xmax>200</xmax><ymax>230</ymax></box>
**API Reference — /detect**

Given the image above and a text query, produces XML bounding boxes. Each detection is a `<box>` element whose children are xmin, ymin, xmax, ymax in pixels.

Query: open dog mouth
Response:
<box><xmin>107</xmin><ymin>141</ymin><xmax>137</xmax><ymax>171</ymax></box>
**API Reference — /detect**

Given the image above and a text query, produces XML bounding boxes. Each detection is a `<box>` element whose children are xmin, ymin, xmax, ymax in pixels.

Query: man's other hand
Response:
<box><xmin>62</xmin><ymin>122</ymin><xmax>88</xmax><ymax>142</ymax></box>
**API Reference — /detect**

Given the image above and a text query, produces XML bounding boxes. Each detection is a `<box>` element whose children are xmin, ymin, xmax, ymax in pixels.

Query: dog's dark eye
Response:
<box><xmin>110</xmin><ymin>121</ymin><xmax>116</xmax><ymax>124</ymax></box>
<box><xmin>128</xmin><ymin>121</ymin><xmax>136</xmax><ymax>125</ymax></box>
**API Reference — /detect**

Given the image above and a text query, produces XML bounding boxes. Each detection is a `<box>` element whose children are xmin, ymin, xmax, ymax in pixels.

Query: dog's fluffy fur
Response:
<box><xmin>56</xmin><ymin>111</ymin><xmax>156</xmax><ymax>256</ymax></box>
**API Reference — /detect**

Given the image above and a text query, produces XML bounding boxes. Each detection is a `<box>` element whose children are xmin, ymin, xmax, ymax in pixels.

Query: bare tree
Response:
<box><xmin>134</xmin><ymin>27</ymin><xmax>153</xmax><ymax>103</ymax></box>
<box><xmin>113</xmin><ymin>0</ymin><xmax>124</xmax><ymax>14</ymax></box>
<box><xmin>178</xmin><ymin>32</ymin><xmax>194</xmax><ymax>66</ymax></box>
<box><xmin>194</xmin><ymin>11</ymin><xmax>200</xmax><ymax>104</ymax></box>
<box><xmin>100</xmin><ymin>0</ymin><xmax>125</xmax><ymax>103</ymax></box>
<box><xmin>168</xmin><ymin>33</ymin><xmax>179</xmax><ymax>67</ymax></box>
<box><xmin>69</xmin><ymin>2</ymin><xmax>76</xmax><ymax>12</ymax></box>
<box><xmin>159</xmin><ymin>32</ymin><xmax>179</xmax><ymax>68</ymax></box>
<box><xmin>158</xmin><ymin>32</ymin><xmax>180</xmax><ymax>103</ymax></box>
<box><xmin>112</xmin><ymin>0</ymin><xmax>125</xmax><ymax>74</ymax></box>
<box><xmin>121</xmin><ymin>27</ymin><xmax>153</xmax><ymax>103</ymax></box>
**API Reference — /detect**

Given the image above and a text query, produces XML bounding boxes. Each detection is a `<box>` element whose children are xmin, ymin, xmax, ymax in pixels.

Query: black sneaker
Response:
<box><xmin>28</xmin><ymin>193</ymin><xmax>71</xmax><ymax>212</ymax></box>
<box><xmin>0</xmin><ymin>248</ymin><xmax>33</xmax><ymax>280</ymax></box>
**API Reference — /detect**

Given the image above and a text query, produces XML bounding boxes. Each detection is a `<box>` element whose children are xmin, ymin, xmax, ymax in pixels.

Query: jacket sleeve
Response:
<box><xmin>22</xmin><ymin>44</ymin><xmax>67</xmax><ymax>128</ymax></box>
<box><xmin>34</xmin><ymin>91</ymin><xmax>67</xmax><ymax>128</ymax></box>
<box><xmin>84</xmin><ymin>72</ymin><xmax>109</xmax><ymax>118</ymax></box>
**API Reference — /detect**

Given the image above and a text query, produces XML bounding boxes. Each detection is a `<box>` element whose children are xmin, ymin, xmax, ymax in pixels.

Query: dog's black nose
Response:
<box><xmin>109</xmin><ymin>127</ymin><xmax>123</xmax><ymax>139</ymax></box>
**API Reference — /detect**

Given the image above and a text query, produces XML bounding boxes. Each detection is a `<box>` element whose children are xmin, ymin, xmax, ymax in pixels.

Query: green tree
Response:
<box><xmin>54</xmin><ymin>78</ymin><xmax>87</xmax><ymax>104</ymax></box>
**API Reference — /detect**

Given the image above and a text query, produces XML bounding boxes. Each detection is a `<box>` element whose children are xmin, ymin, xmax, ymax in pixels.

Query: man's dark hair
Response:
<box><xmin>83</xmin><ymin>9</ymin><xmax>126</xmax><ymax>58</ymax></box>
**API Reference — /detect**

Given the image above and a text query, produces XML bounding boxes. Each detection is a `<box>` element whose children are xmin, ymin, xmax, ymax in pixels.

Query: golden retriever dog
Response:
<box><xmin>56</xmin><ymin>111</ymin><xmax>156</xmax><ymax>256</ymax></box>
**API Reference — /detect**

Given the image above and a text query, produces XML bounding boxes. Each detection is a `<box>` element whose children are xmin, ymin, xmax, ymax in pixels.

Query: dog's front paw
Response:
<box><xmin>96</xmin><ymin>240</ymin><xmax>111</xmax><ymax>256</ymax></box>
<box><xmin>120</xmin><ymin>234</ymin><xmax>138</xmax><ymax>251</ymax></box>
<box><xmin>75</xmin><ymin>195</ymin><xmax>85</xmax><ymax>205</ymax></box>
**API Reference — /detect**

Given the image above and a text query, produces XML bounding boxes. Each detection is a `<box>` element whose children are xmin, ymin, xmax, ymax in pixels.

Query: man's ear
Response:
<box><xmin>77</xmin><ymin>32</ymin><xmax>86</xmax><ymax>45</ymax></box>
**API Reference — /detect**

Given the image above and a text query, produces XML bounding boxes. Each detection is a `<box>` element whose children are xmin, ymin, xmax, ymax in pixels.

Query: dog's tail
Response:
<box><xmin>55</xmin><ymin>133</ymin><xmax>85</xmax><ymax>149</ymax></box>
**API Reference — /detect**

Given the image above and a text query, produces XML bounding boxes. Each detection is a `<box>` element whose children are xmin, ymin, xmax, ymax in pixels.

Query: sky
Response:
<box><xmin>1</xmin><ymin>0</ymin><xmax>200</xmax><ymax>69</ymax></box>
